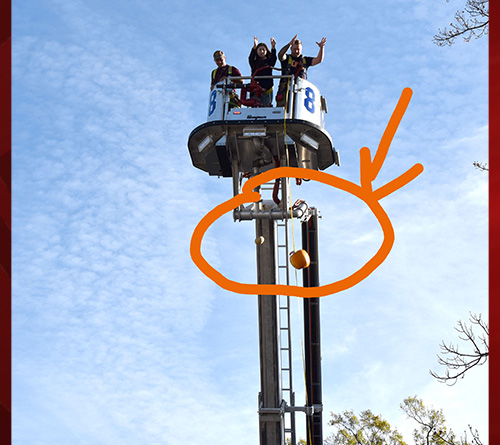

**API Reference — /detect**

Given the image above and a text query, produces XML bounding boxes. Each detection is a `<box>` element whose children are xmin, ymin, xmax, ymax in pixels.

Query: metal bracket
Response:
<box><xmin>233</xmin><ymin>199</ymin><xmax>310</xmax><ymax>221</ymax></box>
<box><xmin>258</xmin><ymin>398</ymin><xmax>287</xmax><ymax>417</ymax></box>
<box><xmin>284</xmin><ymin>403</ymin><xmax>323</xmax><ymax>416</ymax></box>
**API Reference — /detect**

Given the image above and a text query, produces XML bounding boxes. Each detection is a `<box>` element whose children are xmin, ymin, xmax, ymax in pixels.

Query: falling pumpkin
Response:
<box><xmin>289</xmin><ymin>250</ymin><xmax>310</xmax><ymax>269</ymax></box>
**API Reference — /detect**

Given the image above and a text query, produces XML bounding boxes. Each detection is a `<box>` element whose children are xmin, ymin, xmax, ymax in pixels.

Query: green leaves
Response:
<box><xmin>400</xmin><ymin>397</ymin><xmax>478</xmax><ymax>445</ymax></box>
<box><xmin>327</xmin><ymin>409</ymin><xmax>406</xmax><ymax>445</ymax></box>
<box><xmin>326</xmin><ymin>397</ymin><xmax>481</xmax><ymax>445</ymax></box>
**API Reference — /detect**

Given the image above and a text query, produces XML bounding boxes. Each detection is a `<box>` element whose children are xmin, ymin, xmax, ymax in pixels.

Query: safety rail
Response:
<box><xmin>211</xmin><ymin>74</ymin><xmax>295</xmax><ymax>117</ymax></box>
<box><xmin>208</xmin><ymin>74</ymin><xmax>327</xmax><ymax>129</ymax></box>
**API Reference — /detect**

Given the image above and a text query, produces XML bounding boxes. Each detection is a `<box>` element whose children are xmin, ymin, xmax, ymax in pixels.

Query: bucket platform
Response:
<box><xmin>188</xmin><ymin>75</ymin><xmax>340</xmax><ymax>178</ymax></box>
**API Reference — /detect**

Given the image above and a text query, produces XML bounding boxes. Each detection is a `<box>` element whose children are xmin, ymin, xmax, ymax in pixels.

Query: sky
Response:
<box><xmin>12</xmin><ymin>1</ymin><xmax>488</xmax><ymax>444</ymax></box>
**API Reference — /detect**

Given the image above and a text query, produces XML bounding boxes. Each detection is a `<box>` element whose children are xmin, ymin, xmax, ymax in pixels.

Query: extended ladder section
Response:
<box><xmin>256</xmin><ymin>177</ymin><xmax>301</xmax><ymax>445</ymax></box>
<box><xmin>276</xmin><ymin>215</ymin><xmax>296</xmax><ymax>445</ymax></box>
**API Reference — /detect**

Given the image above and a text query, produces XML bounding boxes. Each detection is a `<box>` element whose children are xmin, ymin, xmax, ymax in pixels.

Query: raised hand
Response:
<box><xmin>316</xmin><ymin>37</ymin><xmax>327</xmax><ymax>48</ymax></box>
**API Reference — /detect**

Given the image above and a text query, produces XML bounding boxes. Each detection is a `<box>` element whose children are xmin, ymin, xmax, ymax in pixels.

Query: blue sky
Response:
<box><xmin>12</xmin><ymin>0</ymin><xmax>488</xmax><ymax>444</ymax></box>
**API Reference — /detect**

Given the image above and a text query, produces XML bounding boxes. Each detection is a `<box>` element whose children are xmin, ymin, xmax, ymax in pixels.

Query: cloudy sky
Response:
<box><xmin>12</xmin><ymin>1</ymin><xmax>488</xmax><ymax>444</ymax></box>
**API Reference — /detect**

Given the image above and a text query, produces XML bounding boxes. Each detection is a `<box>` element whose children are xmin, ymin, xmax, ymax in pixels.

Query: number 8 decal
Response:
<box><xmin>304</xmin><ymin>87</ymin><xmax>315</xmax><ymax>113</ymax></box>
<box><xmin>208</xmin><ymin>90</ymin><xmax>217</xmax><ymax>116</ymax></box>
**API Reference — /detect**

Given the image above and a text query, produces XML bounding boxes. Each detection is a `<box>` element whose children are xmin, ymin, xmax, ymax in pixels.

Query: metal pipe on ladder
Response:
<box><xmin>302</xmin><ymin>210</ymin><xmax>323</xmax><ymax>445</ymax></box>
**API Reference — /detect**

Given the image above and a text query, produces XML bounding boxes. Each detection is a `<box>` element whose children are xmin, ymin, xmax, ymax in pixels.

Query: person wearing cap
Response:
<box><xmin>275</xmin><ymin>35</ymin><xmax>327</xmax><ymax>107</ymax></box>
<box><xmin>210</xmin><ymin>50</ymin><xmax>243</xmax><ymax>91</ymax></box>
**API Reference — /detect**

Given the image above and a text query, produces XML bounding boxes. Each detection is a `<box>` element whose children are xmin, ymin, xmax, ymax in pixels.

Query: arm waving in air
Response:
<box><xmin>311</xmin><ymin>37</ymin><xmax>326</xmax><ymax>66</ymax></box>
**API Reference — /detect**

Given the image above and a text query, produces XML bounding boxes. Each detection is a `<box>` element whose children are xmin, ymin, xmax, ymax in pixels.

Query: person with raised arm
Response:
<box><xmin>248</xmin><ymin>36</ymin><xmax>277</xmax><ymax>107</ymax></box>
<box><xmin>276</xmin><ymin>35</ymin><xmax>326</xmax><ymax>106</ymax></box>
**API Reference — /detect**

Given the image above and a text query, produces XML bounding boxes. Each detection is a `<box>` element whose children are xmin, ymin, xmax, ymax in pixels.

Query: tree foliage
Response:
<box><xmin>430</xmin><ymin>313</ymin><xmax>489</xmax><ymax>385</ymax></box>
<box><xmin>326</xmin><ymin>397</ymin><xmax>482</xmax><ymax>445</ymax></box>
<box><xmin>401</xmin><ymin>397</ymin><xmax>482</xmax><ymax>445</ymax></box>
<box><xmin>433</xmin><ymin>0</ymin><xmax>489</xmax><ymax>46</ymax></box>
<box><xmin>325</xmin><ymin>409</ymin><xmax>406</xmax><ymax>445</ymax></box>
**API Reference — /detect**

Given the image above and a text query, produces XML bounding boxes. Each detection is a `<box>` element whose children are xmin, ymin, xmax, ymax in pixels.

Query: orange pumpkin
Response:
<box><xmin>290</xmin><ymin>250</ymin><xmax>311</xmax><ymax>269</ymax></box>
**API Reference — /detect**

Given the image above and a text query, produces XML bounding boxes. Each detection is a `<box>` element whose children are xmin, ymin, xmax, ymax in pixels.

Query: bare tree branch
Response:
<box><xmin>433</xmin><ymin>0</ymin><xmax>489</xmax><ymax>46</ymax></box>
<box><xmin>472</xmin><ymin>161</ymin><xmax>488</xmax><ymax>171</ymax></box>
<box><xmin>430</xmin><ymin>312</ymin><xmax>488</xmax><ymax>385</ymax></box>
<box><xmin>465</xmin><ymin>424</ymin><xmax>484</xmax><ymax>445</ymax></box>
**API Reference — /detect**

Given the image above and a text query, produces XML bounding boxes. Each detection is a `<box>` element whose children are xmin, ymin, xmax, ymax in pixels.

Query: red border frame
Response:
<box><xmin>0</xmin><ymin>1</ymin><xmax>494</xmax><ymax>444</ymax></box>
<box><xmin>0</xmin><ymin>0</ymin><xmax>11</xmax><ymax>443</ymax></box>
<box><xmin>490</xmin><ymin>0</ymin><xmax>498</xmax><ymax>443</ymax></box>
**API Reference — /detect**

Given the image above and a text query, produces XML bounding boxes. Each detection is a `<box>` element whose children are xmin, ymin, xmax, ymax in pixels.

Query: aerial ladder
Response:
<box><xmin>188</xmin><ymin>71</ymin><xmax>339</xmax><ymax>445</ymax></box>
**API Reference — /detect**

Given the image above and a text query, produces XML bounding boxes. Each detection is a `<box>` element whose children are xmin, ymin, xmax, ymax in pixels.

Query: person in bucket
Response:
<box><xmin>248</xmin><ymin>36</ymin><xmax>277</xmax><ymax>107</ymax></box>
<box><xmin>276</xmin><ymin>35</ymin><xmax>326</xmax><ymax>107</ymax></box>
<box><xmin>210</xmin><ymin>50</ymin><xmax>243</xmax><ymax>90</ymax></box>
<box><xmin>211</xmin><ymin>50</ymin><xmax>243</xmax><ymax>109</ymax></box>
